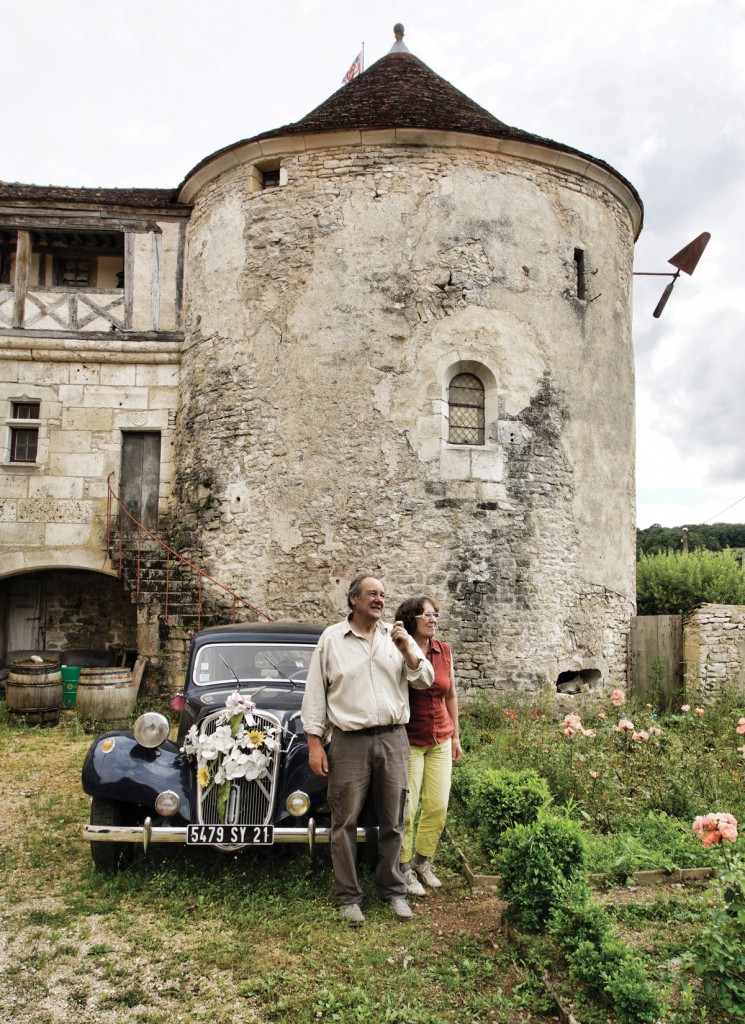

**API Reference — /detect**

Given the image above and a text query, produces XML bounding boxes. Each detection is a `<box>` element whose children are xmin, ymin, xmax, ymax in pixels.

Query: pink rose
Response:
<box><xmin>597</xmin><ymin>712</ymin><xmax>606</xmax><ymax>720</ymax></box>
<box><xmin>736</xmin><ymin>718</ymin><xmax>745</xmax><ymax>735</ymax></box>
<box><xmin>701</xmin><ymin>831</ymin><xmax>720</xmax><ymax>847</ymax></box>
<box><xmin>648</xmin><ymin>726</ymin><xmax>662</xmax><ymax>736</ymax></box>
<box><xmin>562</xmin><ymin>713</ymin><xmax>583</xmax><ymax>737</ymax></box>
<box><xmin>610</xmin><ymin>689</ymin><xmax>626</xmax><ymax>707</ymax></box>
<box><xmin>681</xmin><ymin>704</ymin><xmax>691</xmax><ymax>712</ymax></box>
<box><xmin>719</xmin><ymin>820</ymin><xmax>739</xmax><ymax>843</ymax></box>
<box><xmin>632</xmin><ymin>730</ymin><xmax>650</xmax><ymax>742</ymax></box>
<box><xmin>695</xmin><ymin>707</ymin><xmax>705</xmax><ymax>716</ymax></box>
<box><xmin>613</xmin><ymin>718</ymin><xmax>635</xmax><ymax>733</ymax></box>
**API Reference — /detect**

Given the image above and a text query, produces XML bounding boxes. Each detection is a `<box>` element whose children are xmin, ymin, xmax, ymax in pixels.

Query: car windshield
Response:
<box><xmin>192</xmin><ymin>642</ymin><xmax>315</xmax><ymax>687</ymax></box>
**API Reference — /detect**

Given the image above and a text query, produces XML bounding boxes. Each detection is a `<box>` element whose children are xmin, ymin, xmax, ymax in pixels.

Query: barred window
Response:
<box><xmin>448</xmin><ymin>373</ymin><xmax>485</xmax><ymax>445</ymax></box>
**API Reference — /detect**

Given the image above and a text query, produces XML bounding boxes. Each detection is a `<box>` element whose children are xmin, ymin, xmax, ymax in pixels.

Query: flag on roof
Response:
<box><xmin>341</xmin><ymin>50</ymin><xmax>363</xmax><ymax>85</ymax></box>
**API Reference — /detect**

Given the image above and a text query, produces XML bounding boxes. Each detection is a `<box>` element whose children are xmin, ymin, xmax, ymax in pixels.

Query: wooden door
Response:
<box><xmin>120</xmin><ymin>432</ymin><xmax>161</xmax><ymax>529</ymax></box>
<box><xmin>4</xmin><ymin>576</ymin><xmax>44</xmax><ymax>659</ymax></box>
<box><xmin>629</xmin><ymin>615</ymin><xmax>684</xmax><ymax>709</ymax></box>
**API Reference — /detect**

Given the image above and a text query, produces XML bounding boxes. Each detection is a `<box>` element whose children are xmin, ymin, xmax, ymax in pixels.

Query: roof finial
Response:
<box><xmin>389</xmin><ymin>22</ymin><xmax>410</xmax><ymax>54</ymax></box>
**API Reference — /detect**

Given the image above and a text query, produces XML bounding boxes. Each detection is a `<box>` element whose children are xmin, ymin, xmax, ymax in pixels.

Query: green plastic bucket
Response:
<box><xmin>61</xmin><ymin>666</ymin><xmax>81</xmax><ymax>707</ymax></box>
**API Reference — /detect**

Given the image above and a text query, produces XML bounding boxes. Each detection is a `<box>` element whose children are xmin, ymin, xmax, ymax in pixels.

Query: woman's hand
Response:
<box><xmin>452</xmin><ymin>736</ymin><xmax>463</xmax><ymax>762</ymax></box>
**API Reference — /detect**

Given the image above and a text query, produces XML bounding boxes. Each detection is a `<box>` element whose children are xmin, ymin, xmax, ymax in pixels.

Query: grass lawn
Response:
<box><xmin>2</xmin><ymin>683</ymin><xmax>744</xmax><ymax>1024</ymax></box>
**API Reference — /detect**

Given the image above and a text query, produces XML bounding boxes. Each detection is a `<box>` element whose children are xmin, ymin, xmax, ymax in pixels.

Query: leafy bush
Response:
<box><xmin>686</xmin><ymin>846</ymin><xmax>745</xmax><ymax>1018</ymax></box>
<box><xmin>636</xmin><ymin>548</ymin><xmax>745</xmax><ymax>615</ymax></box>
<box><xmin>550</xmin><ymin>881</ymin><xmax>662</xmax><ymax>1024</ymax></box>
<box><xmin>495</xmin><ymin>813</ymin><xmax>585</xmax><ymax>930</ymax></box>
<box><xmin>454</xmin><ymin>765</ymin><xmax>549</xmax><ymax>861</ymax></box>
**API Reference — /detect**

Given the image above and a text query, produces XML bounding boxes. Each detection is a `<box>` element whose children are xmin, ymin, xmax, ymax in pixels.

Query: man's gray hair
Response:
<box><xmin>347</xmin><ymin>573</ymin><xmax>377</xmax><ymax>610</ymax></box>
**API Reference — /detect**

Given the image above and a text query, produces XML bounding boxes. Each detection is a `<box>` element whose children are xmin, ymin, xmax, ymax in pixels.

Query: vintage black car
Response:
<box><xmin>82</xmin><ymin>622</ymin><xmax>374</xmax><ymax>870</ymax></box>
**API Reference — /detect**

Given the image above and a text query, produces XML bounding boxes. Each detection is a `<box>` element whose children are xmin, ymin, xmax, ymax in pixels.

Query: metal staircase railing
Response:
<box><xmin>106</xmin><ymin>474</ymin><xmax>272</xmax><ymax>628</ymax></box>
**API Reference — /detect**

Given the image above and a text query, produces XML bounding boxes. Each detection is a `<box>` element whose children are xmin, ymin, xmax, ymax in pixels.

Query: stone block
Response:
<box><xmin>45</xmin><ymin>522</ymin><xmax>94</xmax><ymax>546</ymax></box>
<box><xmin>2</xmin><ymin>522</ymin><xmax>45</xmax><ymax>546</ymax></box>
<box><xmin>70</xmin><ymin>365</ymin><xmax>101</xmax><ymax>386</ymax></box>
<box><xmin>60</xmin><ymin>406</ymin><xmax>113</xmax><ymax>432</ymax></box>
<box><xmin>100</xmin><ymin>364</ymin><xmax>138</xmax><ymax>387</ymax></box>
<box><xmin>81</xmin><ymin>386</ymin><xmax>148</xmax><ymax>410</ymax></box>
<box><xmin>28</xmin><ymin>476</ymin><xmax>84</xmax><ymax>500</ymax></box>
<box><xmin>48</xmin><ymin>452</ymin><xmax>106</xmax><ymax>478</ymax></box>
<box><xmin>439</xmin><ymin>446</ymin><xmax>471</xmax><ymax>480</ymax></box>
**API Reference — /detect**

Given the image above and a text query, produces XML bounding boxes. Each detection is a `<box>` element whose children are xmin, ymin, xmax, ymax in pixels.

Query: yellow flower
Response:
<box><xmin>197</xmin><ymin>766</ymin><xmax>211</xmax><ymax>788</ymax></box>
<box><xmin>248</xmin><ymin>730</ymin><xmax>265</xmax><ymax>748</ymax></box>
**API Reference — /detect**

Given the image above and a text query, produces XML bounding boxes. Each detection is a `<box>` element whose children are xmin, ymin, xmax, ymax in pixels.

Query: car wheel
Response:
<box><xmin>89</xmin><ymin>797</ymin><xmax>135</xmax><ymax>872</ymax></box>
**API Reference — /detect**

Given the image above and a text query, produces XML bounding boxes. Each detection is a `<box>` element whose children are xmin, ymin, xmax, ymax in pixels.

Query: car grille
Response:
<box><xmin>196</xmin><ymin>708</ymin><xmax>282</xmax><ymax>840</ymax></box>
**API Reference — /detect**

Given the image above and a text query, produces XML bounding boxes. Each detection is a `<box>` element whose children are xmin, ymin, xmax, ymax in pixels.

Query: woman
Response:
<box><xmin>394</xmin><ymin>595</ymin><xmax>462</xmax><ymax>895</ymax></box>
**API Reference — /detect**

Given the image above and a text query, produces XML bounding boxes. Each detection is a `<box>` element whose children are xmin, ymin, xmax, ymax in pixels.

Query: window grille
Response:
<box><xmin>448</xmin><ymin>373</ymin><xmax>485</xmax><ymax>445</ymax></box>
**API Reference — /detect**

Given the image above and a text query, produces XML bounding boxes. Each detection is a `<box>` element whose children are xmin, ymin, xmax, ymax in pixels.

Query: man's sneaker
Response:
<box><xmin>413</xmin><ymin>858</ymin><xmax>442</xmax><ymax>888</ymax></box>
<box><xmin>339</xmin><ymin>903</ymin><xmax>365</xmax><ymax>927</ymax></box>
<box><xmin>402</xmin><ymin>868</ymin><xmax>426</xmax><ymax>897</ymax></box>
<box><xmin>387</xmin><ymin>896</ymin><xmax>414</xmax><ymax>920</ymax></box>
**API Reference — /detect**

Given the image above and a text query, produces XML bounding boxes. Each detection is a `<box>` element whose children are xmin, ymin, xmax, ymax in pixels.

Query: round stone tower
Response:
<box><xmin>174</xmin><ymin>30</ymin><xmax>642</xmax><ymax>695</ymax></box>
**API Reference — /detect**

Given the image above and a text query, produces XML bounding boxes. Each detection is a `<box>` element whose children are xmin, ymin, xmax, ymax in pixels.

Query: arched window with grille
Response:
<box><xmin>448</xmin><ymin>372</ymin><xmax>485</xmax><ymax>445</ymax></box>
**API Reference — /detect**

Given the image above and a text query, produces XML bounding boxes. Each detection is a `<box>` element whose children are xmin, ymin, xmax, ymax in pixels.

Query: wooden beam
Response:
<box><xmin>12</xmin><ymin>230</ymin><xmax>32</xmax><ymax>328</ymax></box>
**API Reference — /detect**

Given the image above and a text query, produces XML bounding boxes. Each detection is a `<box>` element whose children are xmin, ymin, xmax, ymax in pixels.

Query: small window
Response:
<box><xmin>262</xmin><ymin>169</ymin><xmax>281</xmax><ymax>190</ymax></box>
<box><xmin>54</xmin><ymin>257</ymin><xmax>93</xmax><ymax>287</ymax></box>
<box><xmin>9</xmin><ymin>401</ymin><xmax>40</xmax><ymax>463</ymax></box>
<box><xmin>574</xmin><ymin>248</ymin><xmax>586</xmax><ymax>300</ymax></box>
<box><xmin>448</xmin><ymin>373</ymin><xmax>485</xmax><ymax>445</ymax></box>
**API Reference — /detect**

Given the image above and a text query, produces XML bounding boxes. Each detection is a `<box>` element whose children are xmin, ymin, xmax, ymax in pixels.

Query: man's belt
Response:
<box><xmin>350</xmin><ymin>724</ymin><xmax>403</xmax><ymax>735</ymax></box>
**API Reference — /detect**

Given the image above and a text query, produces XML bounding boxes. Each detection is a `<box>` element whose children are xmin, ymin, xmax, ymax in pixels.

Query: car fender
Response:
<box><xmin>81</xmin><ymin>732</ymin><xmax>193</xmax><ymax>819</ymax></box>
<box><xmin>275</xmin><ymin>742</ymin><xmax>328</xmax><ymax>822</ymax></box>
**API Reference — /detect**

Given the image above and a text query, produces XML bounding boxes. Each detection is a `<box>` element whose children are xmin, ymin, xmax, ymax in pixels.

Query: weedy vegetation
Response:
<box><xmin>2</xmin><ymin>677</ymin><xmax>744</xmax><ymax>1023</ymax></box>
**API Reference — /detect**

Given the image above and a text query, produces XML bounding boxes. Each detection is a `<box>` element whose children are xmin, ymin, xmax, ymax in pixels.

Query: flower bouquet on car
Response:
<box><xmin>182</xmin><ymin>691</ymin><xmax>278</xmax><ymax>821</ymax></box>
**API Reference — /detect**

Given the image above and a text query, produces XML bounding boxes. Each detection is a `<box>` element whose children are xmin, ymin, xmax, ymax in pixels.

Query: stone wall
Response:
<box><xmin>176</xmin><ymin>139</ymin><xmax>637</xmax><ymax>696</ymax></box>
<box><xmin>684</xmin><ymin>604</ymin><xmax>745</xmax><ymax>699</ymax></box>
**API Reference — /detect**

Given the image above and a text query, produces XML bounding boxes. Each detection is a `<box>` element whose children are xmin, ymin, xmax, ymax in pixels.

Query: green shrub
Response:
<box><xmin>552</xmin><ymin>882</ymin><xmax>661</xmax><ymax>1024</ymax></box>
<box><xmin>495</xmin><ymin>813</ymin><xmax>585</xmax><ymax>930</ymax></box>
<box><xmin>457</xmin><ymin>766</ymin><xmax>550</xmax><ymax>861</ymax></box>
<box><xmin>547</xmin><ymin>879</ymin><xmax>608</xmax><ymax>952</ymax></box>
<box><xmin>636</xmin><ymin>548</ymin><xmax>745</xmax><ymax>615</ymax></box>
<box><xmin>686</xmin><ymin>847</ymin><xmax>745</xmax><ymax>1019</ymax></box>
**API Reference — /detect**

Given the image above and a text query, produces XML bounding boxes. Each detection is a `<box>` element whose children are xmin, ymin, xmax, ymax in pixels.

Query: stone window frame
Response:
<box><xmin>441</xmin><ymin>360</ymin><xmax>498</xmax><ymax>449</ymax></box>
<box><xmin>438</xmin><ymin>359</ymin><xmax>503</xmax><ymax>483</ymax></box>
<box><xmin>250</xmin><ymin>160</ymin><xmax>289</xmax><ymax>193</ymax></box>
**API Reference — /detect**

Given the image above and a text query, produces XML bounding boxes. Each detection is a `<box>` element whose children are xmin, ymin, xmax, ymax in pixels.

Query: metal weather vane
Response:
<box><xmin>634</xmin><ymin>232</ymin><xmax>711</xmax><ymax>318</ymax></box>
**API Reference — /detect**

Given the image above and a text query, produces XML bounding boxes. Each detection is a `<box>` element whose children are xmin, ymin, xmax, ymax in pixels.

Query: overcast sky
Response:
<box><xmin>4</xmin><ymin>0</ymin><xmax>743</xmax><ymax>529</ymax></box>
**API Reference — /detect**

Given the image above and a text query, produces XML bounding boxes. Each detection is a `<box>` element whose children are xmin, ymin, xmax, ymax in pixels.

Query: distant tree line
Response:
<box><xmin>637</xmin><ymin>522</ymin><xmax>745</xmax><ymax>557</ymax></box>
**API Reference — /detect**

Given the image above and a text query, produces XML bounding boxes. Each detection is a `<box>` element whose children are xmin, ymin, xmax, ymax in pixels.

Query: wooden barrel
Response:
<box><xmin>7</xmin><ymin>659</ymin><xmax>63</xmax><ymax>726</ymax></box>
<box><xmin>76</xmin><ymin>667</ymin><xmax>139</xmax><ymax>729</ymax></box>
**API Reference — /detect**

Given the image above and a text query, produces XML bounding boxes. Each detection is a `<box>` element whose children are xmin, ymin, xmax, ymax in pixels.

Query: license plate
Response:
<box><xmin>186</xmin><ymin>824</ymin><xmax>274</xmax><ymax>846</ymax></box>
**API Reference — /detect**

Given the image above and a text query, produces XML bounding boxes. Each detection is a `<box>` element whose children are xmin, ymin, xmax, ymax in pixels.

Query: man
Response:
<box><xmin>301</xmin><ymin>574</ymin><xmax>434</xmax><ymax>927</ymax></box>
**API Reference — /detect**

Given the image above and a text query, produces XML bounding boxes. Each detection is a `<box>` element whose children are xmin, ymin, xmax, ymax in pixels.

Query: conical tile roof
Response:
<box><xmin>181</xmin><ymin>47</ymin><xmax>641</xmax><ymax>225</ymax></box>
<box><xmin>264</xmin><ymin>51</ymin><xmax>518</xmax><ymax>140</ymax></box>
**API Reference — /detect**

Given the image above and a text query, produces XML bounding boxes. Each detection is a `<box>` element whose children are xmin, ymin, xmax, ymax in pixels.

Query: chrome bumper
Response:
<box><xmin>84</xmin><ymin>817</ymin><xmax>374</xmax><ymax>855</ymax></box>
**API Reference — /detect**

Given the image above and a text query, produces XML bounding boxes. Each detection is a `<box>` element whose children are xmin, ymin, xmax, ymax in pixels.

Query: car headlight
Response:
<box><xmin>155</xmin><ymin>790</ymin><xmax>181</xmax><ymax>816</ymax></box>
<box><xmin>133</xmin><ymin>712</ymin><xmax>170</xmax><ymax>748</ymax></box>
<box><xmin>286</xmin><ymin>790</ymin><xmax>311</xmax><ymax>817</ymax></box>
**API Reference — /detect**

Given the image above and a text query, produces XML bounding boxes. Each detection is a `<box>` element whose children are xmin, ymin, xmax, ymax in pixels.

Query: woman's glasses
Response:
<box><xmin>415</xmin><ymin>612</ymin><xmax>439</xmax><ymax>620</ymax></box>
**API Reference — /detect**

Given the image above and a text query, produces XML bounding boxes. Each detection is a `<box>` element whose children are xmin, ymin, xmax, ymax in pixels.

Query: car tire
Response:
<box><xmin>89</xmin><ymin>797</ymin><xmax>135</xmax><ymax>872</ymax></box>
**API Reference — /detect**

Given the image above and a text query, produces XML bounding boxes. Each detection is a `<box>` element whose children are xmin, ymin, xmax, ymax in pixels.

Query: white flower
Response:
<box><xmin>244</xmin><ymin>749</ymin><xmax>270</xmax><ymax>780</ymax></box>
<box><xmin>225</xmin><ymin>691</ymin><xmax>257</xmax><ymax>716</ymax></box>
<box><xmin>181</xmin><ymin>724</ymin><xmax>200</xmax><ymax>756</ymax></box>
<box><xmin>221</xmin><ymin>750</ymin><xmax>251</xmax><ymax>780</ymax></box>
<box><xmin>200</xmin><ymin>724</ymin><xmax>235</xmax><ymax>760</ymax></box>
